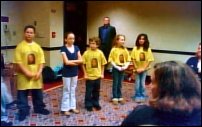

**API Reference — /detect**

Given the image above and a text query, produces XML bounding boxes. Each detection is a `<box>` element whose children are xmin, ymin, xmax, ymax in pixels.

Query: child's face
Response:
<box><xmin>89</xmin><ymin>41</ymin><xmax>98</xmax><ymax>50</ymax></box>
<box><xmin>197</xmin><ymin>44</ymin><xmax>201</xmax><ymax>57</ymax></box>
<box><xmin>117</xmin><ymin>36</ymin><xmax>125</xmax><ymax>47</ymax></box>
<box><xmin>24</xmin><ymin>28</ymin><xmax>35</xmax><ymax>42</ymax></box>
<box><xmin>65</xmin><ymin>33</ymin><xmax>75</xmax><ymax>45</ymax></box>
<box><xmin>139</xmin><ymin>36</ymin><xmax>145</xmax><ymax>45</ymax></box>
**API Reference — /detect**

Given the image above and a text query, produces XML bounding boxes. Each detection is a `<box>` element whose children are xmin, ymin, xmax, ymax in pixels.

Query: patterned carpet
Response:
<box><xmin>7</xmin><ymin>79</ymin><xmax>151</xmax><ymax>126</ymax></box>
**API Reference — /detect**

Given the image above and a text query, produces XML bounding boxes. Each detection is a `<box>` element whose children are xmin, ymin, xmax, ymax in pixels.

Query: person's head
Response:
<box><xmin>135</xmin><ymin>33</ymin><xmax>149</xmax><ymax>51</ymax></box>
<box><xmin>64</xmin><ymin>32</ymin><xmax>75</xmax><ymax>45</ymax></box>
<box><xmin>89</xmin><ymin>37</ymin><xmax>101</xmax><ymax>50</ymax></box>
<box><xmin>112</xmin><ymin>34</ymin><xmax>126</xmax><ymax>48</ymax></box>
<box><xmin>150</xmin><ymin>61</ymin><xmax>201</xmax><ymax>113</ymax></box>
<box><xmin>196</xmin><ymin>43</ymin><xmax>201</xmax><ymax>59</ymax></box>
<box><xmin>24</xmin><ymin>25</ymin><xmax>35</xmax><ymax>43</ymax></box>
<box><xmin>103</xmin><ymin>17</ymin><xmax>110</xmax><ymax>26</ymax></box>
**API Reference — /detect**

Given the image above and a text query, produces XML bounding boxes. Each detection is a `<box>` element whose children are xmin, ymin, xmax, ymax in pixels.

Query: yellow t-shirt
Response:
<box><xmin>82</xmin><ymin>49</ymin><xmax>107</xmax><ymax>80</ymax></box>
<box><xmin>108</xmin><ymin>47</ymin><xmax>131</xmax><ymax>66</ymax></box>
<box><xmin>12</xmin><ymin>40</ymin><xmax>45</xmax><ymax>90</ymax></box>
<box><xmin>130</xmin><ymin>46</ymin><xmax>154</xmax><ymax>70</ymax></box>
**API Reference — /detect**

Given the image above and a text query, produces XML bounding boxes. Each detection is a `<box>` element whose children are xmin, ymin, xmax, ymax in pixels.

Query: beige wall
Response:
<box><xmin>49</xmin><ymin>1</ymin><xmax>64</xmax><ymax>68</ymax></box>
<box><xmin>87</xmin><ymin>1</ymin><xmax>201</xmax><ymax>75</ymax></box>
<box><xmin>1</xmin><ymin>1</ymin><xmax>63</xmax><ymax>69</ymax></box>
<box><xmin>1</xmin><ymin>1</ymin><xmax>23</xmax><ymax>63</ymax></box>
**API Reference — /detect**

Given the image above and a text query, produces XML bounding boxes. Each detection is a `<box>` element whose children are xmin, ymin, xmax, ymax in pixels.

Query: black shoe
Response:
<box><xmin>1</xmin><ymin>121</ymin><xmax>13</xmax><ymax>126</ymax></box>
<box><xmin>93</xmin><ymin>105</ymin><xmax>101</xmax><ymax>110</ymax></box>
<box><xmin>85</xmin><ymin>106</ymin><xmax>93</xmax><ymax>111</ymax></box>
<box><xmin>34</xmin><ymin>109</ymin><xmax>50</xmax><ymax>115</ymax></box>
<box><xmin>19</xmin><ymin>110</ymin><xmax>29</xmax><ymax>121</ymax></box>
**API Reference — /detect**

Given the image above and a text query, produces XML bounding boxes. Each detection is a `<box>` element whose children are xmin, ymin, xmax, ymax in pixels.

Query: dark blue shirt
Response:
<box><xmin>60</xmin><ymin>45</ymin><xmax>79</xmax><ymax>77</ymax></box>
<box><xmin>101</xmin><ymin>26</ymin><xmax>108</xmax><ymax>43</ymax></box>
<box><xmin>186</xmin><ymin>56</ymin><xmax>201</xmax><ymax>80</ymax></box>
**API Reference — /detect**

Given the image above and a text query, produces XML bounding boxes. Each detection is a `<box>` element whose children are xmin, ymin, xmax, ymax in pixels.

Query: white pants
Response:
<box><xmin>61</xmin><ymin>76</ymin><xmax>78</xmax><ymax>111</ymax></box>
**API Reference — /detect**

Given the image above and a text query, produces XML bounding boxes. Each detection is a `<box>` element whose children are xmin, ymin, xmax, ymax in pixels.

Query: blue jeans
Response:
<box><xmin>112</xmin><ymin>67</ymin><xmax>124</xmax><ymax>99</ymax></box>
<box><xmin>17</xmin><ymin>89</ymin><xmax>45</xmax><ymax>113</ymax></box>
<box><xmin>134</xmin><ymin>71</ymin><xmax>147</xmax><ymax>99</ymax></box>
<box><xmin>85</xmin><ymin>78</ymin><xmax>101</xmax><ymax>107</ymax></box>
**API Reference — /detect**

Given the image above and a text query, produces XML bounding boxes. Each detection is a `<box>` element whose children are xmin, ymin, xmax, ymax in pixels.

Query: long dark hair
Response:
<box><xmin>150</xmin><ymin>61</ymin><xmax>201</xmax><ymax>113</ymax></box>
<box><xmin>135</xmin><ymin>33</ymin><xmax>149</xmax><ymax>51</ymax></box>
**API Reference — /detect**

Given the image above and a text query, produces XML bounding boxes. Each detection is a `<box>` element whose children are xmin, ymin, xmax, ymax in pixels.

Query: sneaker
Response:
<box><xmin>19</xmin><ymin>110</ymin><xmax>29</xmax><ymax>121</ymax></box>
<box><xmin>34</xmin><ymin>109</ymin><xmax>50</xmax><ymax>115</ymax></box>
<box><xmin>112</xmin><ymin>99</ymin><xmax>118</xmax><ymax>105</ymax></box>
<box><xmin>134</xmin><ymin>97</ymin><xmax>141</xmax><ymax>103</ymax></box>
<box><xmin>1</xmin><ymin>121</ymin><xmax>13</xmax><ymax>126</ymax></box>
<box><xmin>118</xmin><ymin>99</ymin><xmax>125</xmax><ymax>105</ymax></box>
<box><xmin>140</xmin><ymin>97</ymin><xmax>146</xmax><ymax>103</ymax></box>
<box><xmin>85</xmin><ymin>106</ymin><xmax>93</xmax><ymax>111</ymax></box>
<box><xmin>19</xmin><ymin>114</ymin><xmax>26</xmax><ymax>121</ymax></box>
<box><xmin>63</xmin><ymin>111</ymin><xmax>70</xmax><ymax>116</ymax></box>
<box><xmin>70</xmin><ymin>109</ymin><xmax>80</xmax><ymax>114</ymax></box>
<box><xmin>93</xmin><ymin>105</ymin><xmax>101</xmax><ymax>110</ymax></box>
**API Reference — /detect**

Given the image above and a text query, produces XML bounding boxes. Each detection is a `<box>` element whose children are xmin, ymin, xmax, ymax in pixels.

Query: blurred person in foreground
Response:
<box><xmin>121</xmin><ymin>61</ymin><xmax>201</xmax><ymax>126</ymax></box>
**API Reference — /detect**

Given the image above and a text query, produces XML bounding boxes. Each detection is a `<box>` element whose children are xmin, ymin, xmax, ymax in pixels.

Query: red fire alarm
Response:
<box><xmin>52</xmin><ymin>31</ymin><xmax>56</xmax><ymax>38</ymax></box>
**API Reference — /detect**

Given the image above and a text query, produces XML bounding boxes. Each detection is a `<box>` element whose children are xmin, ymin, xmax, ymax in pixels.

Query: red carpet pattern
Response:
<box><xmin>7</xmin><ymin>79</ymin><xmax>151</xmax><ymax>126</ymax></box>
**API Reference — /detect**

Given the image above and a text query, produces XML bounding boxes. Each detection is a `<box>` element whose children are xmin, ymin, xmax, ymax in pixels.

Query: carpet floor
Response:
<box><xmin>7</xmin><ymin>79</ymin><xmax>151</xmax><ymax>126</ymax></box>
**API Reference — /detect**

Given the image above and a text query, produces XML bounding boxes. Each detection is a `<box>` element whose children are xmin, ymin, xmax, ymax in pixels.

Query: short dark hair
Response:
<box><xmin>89</xmin><ymin>37</ymin><xmax>101</xmax><ymax>46</ymax></box>
<box><xmin>24</xmin><ymin>25</ymin><xmax>36</xmax><ymax>33</ymax></box>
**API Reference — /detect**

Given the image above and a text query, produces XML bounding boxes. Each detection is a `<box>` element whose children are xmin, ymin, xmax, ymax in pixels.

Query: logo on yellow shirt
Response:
<box><xmin>91</xmin><ymin>58</ymin><xmax>98</xmax><ymax>68</ymax></box>
<box><xmin>28</xmin><ymin>53</ymin><xmax>35</xmax><ymax>65</ymax></box>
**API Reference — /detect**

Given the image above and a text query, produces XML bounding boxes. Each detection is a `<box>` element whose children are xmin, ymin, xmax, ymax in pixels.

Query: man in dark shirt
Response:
<box><xmin>98</xmin><ymin>17</ymin><xmax>116</xmax><ymax>62</ymax></box>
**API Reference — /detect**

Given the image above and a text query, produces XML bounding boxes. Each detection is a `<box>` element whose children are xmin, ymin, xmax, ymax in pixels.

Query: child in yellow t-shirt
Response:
<box><xmin>131</xmin><ymin>33</ymin><xmax>154</xmax><ymax>103</ymax></box>
<box><xmin>12</xmin><ymin>25</ymin><xmax>50</xmax><ymax>121</ymax></box>
<box><xmin>108</xmin><ymin>34</ymin><xmax>131</xmax><ymax>105</ymax></box>
<box><xmin>81</xmin><ymin>37</ymin><xmax>107</xmax><ymax>111</ymax></box>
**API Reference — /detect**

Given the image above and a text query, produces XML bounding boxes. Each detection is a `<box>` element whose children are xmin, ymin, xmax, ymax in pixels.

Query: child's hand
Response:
<box><xmin>120</xmin><ymin>67</ymin><xmax>125</xmax><ymax>71</ymax></box>
<box><xmin>136</xmin><ymin>68</ymin><xmax>145</xmax><ymax>73</ymax></box>
<box><xmin>101</xmin><ymin>74</ymin><xmax>104</xmax><ymax>79</ymax></box>
<box><xmin>34</xmin><ymin>72</ymin><xmax>41</xmax><ymax>81</ymax></box>
<box><xmin>116</xmin><ymin>66</ymin><xmax>122</xmax><ymax>71</ymax></box>
<box><xmin>26</xmin><ymin>71</ymin><xmax>35</xmax><ymax>79</ymax></box>
<box><xmin>84</xmin><ymin>74</ymin><xmax>88</xmax><ymax>80</ymax></box>
<box><xmin>122</xmin><ymin>66</ymin><xmax>127</xmax><ymax>71</ymax></box>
